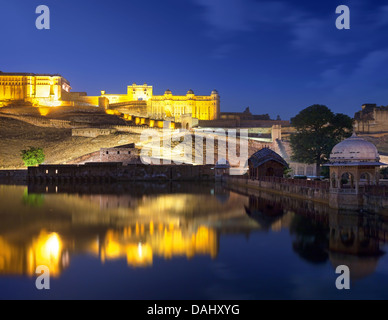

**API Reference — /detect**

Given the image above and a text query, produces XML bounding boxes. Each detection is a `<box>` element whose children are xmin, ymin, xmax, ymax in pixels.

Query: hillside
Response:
<box><xmin>0</xmin><ymin>116</ymin><xmax>140</xmax><ymax>169</ymax></box>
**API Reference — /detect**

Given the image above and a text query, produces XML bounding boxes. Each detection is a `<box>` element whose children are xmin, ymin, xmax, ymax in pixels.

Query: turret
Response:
<box><xmin>211</xmin><ymin>89</ymin><xmax>220</xmax><ymax>120</ymax></box>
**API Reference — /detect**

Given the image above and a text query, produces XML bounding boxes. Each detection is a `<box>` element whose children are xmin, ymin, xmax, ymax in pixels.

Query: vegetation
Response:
<box><xmin>381</xmin><ymin>167</ymin><xmax>388</xmax><ymax>178</ymax></box>
<box><xmin>21</xmin><ymin>147</ymin><xmax>45</xmax><ymax>167</ymax></box>
<box><xmin>22</xmin><ymin>189</ymin><xmax>44</xmax><ymax>207</ymax></box>
<box><xmin>290</xmin><ymin>105</ymin><xmax>354</xmax><ymax>175</ymax></box>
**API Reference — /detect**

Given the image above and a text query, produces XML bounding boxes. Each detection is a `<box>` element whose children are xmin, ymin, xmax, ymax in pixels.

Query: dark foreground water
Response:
<box><xmin>0</xmin><ymin>182</ymin><xmax>388</xmax><ymax>300</ymax></box>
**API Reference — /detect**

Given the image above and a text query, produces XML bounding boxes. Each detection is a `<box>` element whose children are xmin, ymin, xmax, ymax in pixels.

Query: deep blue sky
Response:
<box><xmin>1</xmin><ymin>0</ymin><xmax>388</xmax><ymax>120</ymax></box>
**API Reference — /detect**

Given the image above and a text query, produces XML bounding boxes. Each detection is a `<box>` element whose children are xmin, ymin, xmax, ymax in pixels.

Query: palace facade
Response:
<box><xmin>101</xmin><ymin>83</ymin><xmax>220</xmax><ymax>121</ymax></box>
<box><xmin>0</xmin><ymin>72</ymin><xmax>71</xmax><ymax>107</ymax></box>
<box><xmin>0</xmin><ymin>72</ymin><xmax>220</xmax><ymax>121</ymax></box>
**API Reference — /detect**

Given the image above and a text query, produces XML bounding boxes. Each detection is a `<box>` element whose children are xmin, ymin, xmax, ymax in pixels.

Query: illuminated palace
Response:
<box><xmin>0</xmin><ymin>72</ymin><xmax>221</xmax><ymax>121</ymax></box>
<box><xmin>101</xmin><ymin>83</ymin><xmax>220</xmax><ymax>121</ymax></box>
<box><xmin>0</xmin><ymin>72</ymin><xmax>71</xmax><ymax>107</ymax></box>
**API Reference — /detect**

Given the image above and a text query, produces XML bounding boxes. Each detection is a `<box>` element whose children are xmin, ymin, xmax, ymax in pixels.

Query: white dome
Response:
<box><xmin>330</xmin><ymin>133</ymin><xmax>380</xmax><ymax>163</ymax></box>
<box><xmin>215</xmin><ymin>158</ymin><xmax>230</xmax><ymax>168</ymax></box>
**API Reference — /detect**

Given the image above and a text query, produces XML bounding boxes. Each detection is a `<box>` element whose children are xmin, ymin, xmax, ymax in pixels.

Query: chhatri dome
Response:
<box><xmin>329</xmin><ymin>133</ymin><xmax>382</xmax><ymax>165</ymax></box>
<box><xmin>187</xmin><ymin>89</ymin><xmax>194</xmax><ymax>95</ymax></box>
<box><xmin>215</xmin><ymin>158</ymin><xmax>230</xmax><ymax>169</ymax></box>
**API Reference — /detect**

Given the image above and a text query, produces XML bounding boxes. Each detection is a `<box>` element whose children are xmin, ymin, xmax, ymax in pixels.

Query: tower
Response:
<box><xmin>211</xmin><ymin>90</ymin><xmax>220</xmax><ymax>120</ymax></box>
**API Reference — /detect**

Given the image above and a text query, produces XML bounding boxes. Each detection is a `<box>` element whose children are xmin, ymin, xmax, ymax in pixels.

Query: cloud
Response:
<box><xmin>313</xmin><ymin>48</ymin><xmax>388</xmax><ymax>100</ymax></box>
<box><xmin>191</xmin><ymin>0</ymin><xmax>304</xmax><ymax>35</ymax></box>
<box><xmin>191</xmin><ymin>0</ymin><xmax>305</xmax><ymax>58</ymax></box>
<box><xmin>290</xmin><ymin>18</ymin><xmax>357</xmax><ymax>56</ymax></box>
<box><xmin>193</xmin><ymin>0</ymin><xmax>388</xmax><ymax>55</ymax></box>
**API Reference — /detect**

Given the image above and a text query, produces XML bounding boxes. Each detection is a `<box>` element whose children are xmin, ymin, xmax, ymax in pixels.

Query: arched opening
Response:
<box><xmin>185</xmin><ymin>123</ymin><xmax>189</xmax><ymax>130</ymax></box>
<box><xmin>340</xmin><ymin>229</ymin><xmax>355</xmax><ymax>247</ymax></box>
<box><xmin>359</xmin><ymin>172</ymin><xmax>371</xmax><ymax>185</ymax></box>
<box><xmin>340</xmin><ymin>172</ymin><xmax>355</xmax><ymax>189</ymax></box>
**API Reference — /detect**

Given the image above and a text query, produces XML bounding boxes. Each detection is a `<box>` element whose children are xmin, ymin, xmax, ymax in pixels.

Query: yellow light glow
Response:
<box><xmin>38</xmin><ymin>107</ymin><xmax>50</xmax><ymax>116</ymax></box>
<box><xmin>100</xmin><ymin>224</ymin><xmax>217</xmax><ymax>267</ymax></box>
<box><xmin>28</xmin><ymin>231</ymin><xmax>63</xmax><ymax>277</ymax></box>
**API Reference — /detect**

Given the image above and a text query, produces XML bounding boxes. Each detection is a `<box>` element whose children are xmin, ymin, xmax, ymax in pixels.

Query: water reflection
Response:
<box><xmin>241</xmin><ymin>186</ymin><xmax>387</xmax><ymax>281</ymax></box>
<box><xmin>0</xmin><ymin>231</ymin><xmax>68</xmax><ymax>277</ymax></box>
<box><xmin>0</xmin><ymin>183</ymin><xmax>256</xmax><ymax>276</ymax></box>
<box><xmin>100</xmin><ymin>225</ymin><xmax>217</xmax><ymax>267</ymax></box>
<box><xmin>0</xmin><ymin>182</ymin><xmax>387</xmax><ymax>284</ymax></box>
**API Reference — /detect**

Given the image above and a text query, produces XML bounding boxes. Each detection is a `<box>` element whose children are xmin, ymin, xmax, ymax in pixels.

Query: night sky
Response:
<box><xmin>1</xmin><ymin>0</ymin><xmax>388</xmax><ymax>120</ymax></box>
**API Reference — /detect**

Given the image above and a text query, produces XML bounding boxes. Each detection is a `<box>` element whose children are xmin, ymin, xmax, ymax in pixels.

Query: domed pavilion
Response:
<box><xmin>326</xmin><ymin>133</ymin><xmax>386</xmax><ymax>210</ymax></box>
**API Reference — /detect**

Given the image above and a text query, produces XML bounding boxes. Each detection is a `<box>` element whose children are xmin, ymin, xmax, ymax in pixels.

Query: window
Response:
<box><xmin>106</xmin><ymin>151</ymin><xmax>109</xmax><ymax>154</ymax></box>
<box><xmin>128</xmin><ymin>151</ymin><xmax>131</xmax><ymax>154</ymax></box>
<box><xmin>117</xmin><ymin>151</ymin><xmax>120</xmax><ymax>154</ymax></box>
<box><xmin>55</xmin><ymin>170</ymin><xmax>58</xmax><ymax>174</ymax></box>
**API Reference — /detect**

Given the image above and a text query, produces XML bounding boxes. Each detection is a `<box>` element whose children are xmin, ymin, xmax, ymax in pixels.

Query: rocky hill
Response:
<box><xmin>0</xmin><ymin>115</ymin><xmax>140</xmax><ymax>169</ymax></box>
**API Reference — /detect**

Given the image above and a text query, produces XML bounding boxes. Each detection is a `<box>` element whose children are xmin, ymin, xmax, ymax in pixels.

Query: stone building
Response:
<box><xmin>102</xmin><ymin>85</ymin><xmax>220</xmax><ymax>121</ymax></box>
<box><xmin>0</xmin><ymin>72</ymin><xmax>71</xmax><ymax>107</ymax></box>
<box><xmin>354</xmin><ymin>104</ymin><xmax>388</xmax><ymax>133</ymax></box>
<box><xmin>248</xmin><ymin>148</ymin><xmax>288</xmax><ymax>179</ymax></box>
<box><xmin>100</xmin><ymin>143</ymin><xmax>139</xmax><ymax>165</ymax></box>
<box><xmin>0</xmin><ymin>72</ymin><xmax>220</xmax><ymax>121</ymax></box>
<box><xmin>326</xmin><ymin>133</ymin><xmax>386</xmax><ymax>210</ymax></box>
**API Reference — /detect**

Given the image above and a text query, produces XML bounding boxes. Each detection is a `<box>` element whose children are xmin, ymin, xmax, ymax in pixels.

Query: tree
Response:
<box><xmin>21</xmin><ymin>147</ymin><xmax>45</xmax><ymax>167</ymax></box>
<box><xmin>290</xmin><ymin>105</ymin><xmax>353</xmax><ymax>176</ymax></box>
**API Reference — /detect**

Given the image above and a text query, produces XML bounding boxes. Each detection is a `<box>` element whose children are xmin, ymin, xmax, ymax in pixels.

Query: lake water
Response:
<box><xmin>0</xmin><ymin>182</ymin><xmax>388</xmax><ymax>300</ymax></box>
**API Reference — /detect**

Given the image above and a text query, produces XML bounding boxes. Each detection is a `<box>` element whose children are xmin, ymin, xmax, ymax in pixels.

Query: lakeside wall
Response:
<box><xmin>225</xmin><ymin>176</ymin><xmax>330</xmax><ymax>204</ymax></box>
<box><xmin>225</xmin><ymin>175</ymin><xmax>388</xmax><ymax>215</ymax></box>
<box><xmin>0</xmin><ymin>170</ymin><xmax>27</xmax><ymax>184</ymax></box>
<box><xmin>27</xmin><ymin>163</ymin><xmax>215</xmax><ymax>183</ymax></box>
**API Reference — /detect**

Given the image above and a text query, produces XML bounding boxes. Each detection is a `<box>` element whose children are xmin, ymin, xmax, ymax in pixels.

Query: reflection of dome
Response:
<box><xmin>215</xmin><ymin>193</ymin><xmax>230</xmax><ymax>204</ymax></box>
<box><xmin>187</xmin><ymin>89</ymin><xmax>194</xmax><ymax>95</ymax></box>
<box><xmin>165</xmin><ymin>89</ymin><xmax>172</xmax><ymax>95</ymax></box>
<box><xmin>215</xmin><ymin>158</ymin><xmax>230</xmax><ymax>169</ymax></box>
<box><xmin>330</xmin><ymin>133</ymin><xmax>380</xmax><ymax>163</ymax></box>
<box><xmin>329</xmin><ymin>252</ymin><xmax>381</xmax><ymax>281</ymax></box>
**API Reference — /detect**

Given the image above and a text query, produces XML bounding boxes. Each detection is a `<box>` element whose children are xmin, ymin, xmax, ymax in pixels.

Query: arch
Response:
<box><xmin>185</xmin><ymin>123</ymin><xmax>189</xmax><ymax>130</ymax></box>
<box><xmin>359</xmin><ymin>172</ymin><xmax>371</xmax><ymax>185</ymax></box>
<box><xmin>340</xmin><ymin>172</ymin><xmax>355</xmax><ymax>189</ymax></box>
<box><xmin>340</xmin><ymin>228</ymin><xmax>355</xmax><ymax>247</ymax></box>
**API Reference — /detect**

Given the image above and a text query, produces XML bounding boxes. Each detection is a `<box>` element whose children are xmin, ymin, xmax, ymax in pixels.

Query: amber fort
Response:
<box><xmin>0</xmin><ymin>71</ymin><xmax>220</xmax><ymax>121</ymax></box>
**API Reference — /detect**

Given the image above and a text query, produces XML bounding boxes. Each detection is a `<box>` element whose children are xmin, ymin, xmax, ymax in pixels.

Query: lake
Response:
<box><xmin>0</xmin><ymin>182</ymin><xmax>387</xmax><ymax>300</ymax></box>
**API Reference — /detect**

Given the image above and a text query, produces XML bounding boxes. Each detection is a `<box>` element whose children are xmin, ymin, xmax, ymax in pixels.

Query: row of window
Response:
<box><xmin>104</xmin><ymin>151</ymin><xmax>131</xmax><ymax>155</ymax></box>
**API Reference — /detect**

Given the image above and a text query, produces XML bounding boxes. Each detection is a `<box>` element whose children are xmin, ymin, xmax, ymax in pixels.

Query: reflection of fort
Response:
<box><xmin>0</xmin><ymin>231</ymin><xmax>69</xmax><ymax>277</ymax></box>
<box><xmin>101</xmin><ymin>225</ymin><xmax>217</xmax><ymax>267</ymax></box>
<box><xmin>4</xmin><ymin>182</ymin><xmax>388</xmax><ymax>280</ymax></box>
<box><xmin>0</xmin><ymin>184</ymin><xmax>260</xmax><ymax>276</ymax></box>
